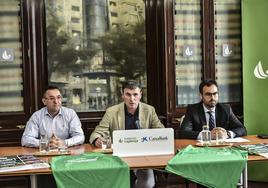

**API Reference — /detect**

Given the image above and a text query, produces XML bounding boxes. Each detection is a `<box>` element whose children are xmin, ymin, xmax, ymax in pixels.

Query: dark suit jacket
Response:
<box><xmin>177</xmin><ymin>102</ymin><xmax>247</xmax><ymax>139</ymax></box>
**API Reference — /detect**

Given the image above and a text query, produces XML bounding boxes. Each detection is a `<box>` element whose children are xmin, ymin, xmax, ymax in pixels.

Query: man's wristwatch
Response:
<box><xmin>227</xmin><ymin>131</ymin><xmax>231</xmax><ymax>138</ymax></box>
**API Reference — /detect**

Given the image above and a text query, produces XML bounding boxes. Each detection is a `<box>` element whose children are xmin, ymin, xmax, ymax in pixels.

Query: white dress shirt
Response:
<box><xmin>21</xmin><ymin>106</ymin><xmax>85</xmax><ymax>147</ymax></box>
<box><xmin>197</xmin><ymin>104</ymin><xmax>235</xmax><ymax>139</ymax></box>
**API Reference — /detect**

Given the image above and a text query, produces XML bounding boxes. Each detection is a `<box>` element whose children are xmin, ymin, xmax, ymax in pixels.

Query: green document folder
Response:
<box><xmin>51</xmin><ymin>152</ymin><xmax>130</xmax><ymax>188</ymax></box>
<box><xmin>166</xmin><ymin>145</ymin><xmax>247</xmax><ymax>188</ymax></box>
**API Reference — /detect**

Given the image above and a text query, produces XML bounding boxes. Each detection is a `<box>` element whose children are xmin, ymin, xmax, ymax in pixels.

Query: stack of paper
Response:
<box><xmin>0</xmin><ymin>155</ymin><xmax>49</xmax><ymax>173</ymax></box>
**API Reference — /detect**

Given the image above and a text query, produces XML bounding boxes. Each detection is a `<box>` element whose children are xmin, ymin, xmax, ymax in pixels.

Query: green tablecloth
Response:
<box><xmin>165</xmin><ymin>145</ymin><xmax>247</xmax><ymax>188</ymax></box>
<box><xmin>51</xmin><ymin>152</ymin><xmax>130</xmax><ymax>188</ymax></box>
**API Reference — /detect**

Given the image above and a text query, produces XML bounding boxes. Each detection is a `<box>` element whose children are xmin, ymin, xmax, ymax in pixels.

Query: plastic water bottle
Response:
<box><xmin>200</xmin><ymin>125</ymin><xmax>211</xmax><ymax>146</ymax></box>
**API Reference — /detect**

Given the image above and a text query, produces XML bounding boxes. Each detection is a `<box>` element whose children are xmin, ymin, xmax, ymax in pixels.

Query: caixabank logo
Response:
<box><xmin>254</xmin><ymin>61</ymin><xmax>268</xmax><ymax>79</ymax></box>
<box><xmin>141</xmin><ymin>136</ymin><xmax>168</xmax><ymax>142</ymax></box>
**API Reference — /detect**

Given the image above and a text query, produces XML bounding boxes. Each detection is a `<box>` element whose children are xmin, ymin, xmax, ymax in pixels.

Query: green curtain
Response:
<box><xmin>242</xmin><ymin>0</ymin><xmax>268</xmax><ymax>182</ymax></box>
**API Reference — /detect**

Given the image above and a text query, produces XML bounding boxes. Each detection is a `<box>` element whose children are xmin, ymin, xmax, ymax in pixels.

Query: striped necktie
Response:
<box><xmin>207</xmin><ymin>111</ymin><xmax>215</xmax><ymax>130</ymax></box>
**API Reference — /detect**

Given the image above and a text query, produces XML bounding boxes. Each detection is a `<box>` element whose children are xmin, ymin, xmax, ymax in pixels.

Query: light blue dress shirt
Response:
<box><xmin>21</xmin><ymin>106</ymin><xmax>85</xmax><ymax>147</ymax></box>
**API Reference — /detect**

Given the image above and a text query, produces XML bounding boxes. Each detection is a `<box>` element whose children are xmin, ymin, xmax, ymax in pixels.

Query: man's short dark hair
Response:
<box><xmin>122</xmin><ymin>80</ymin><xmax>141</xmax><ymax>92</ymax></box>
<box><xmin>199</xmin><ymin>79</ymin><xmax>218</xmax><ymax>94</ymax></box>
<box><xmin>43</xmin><ymin>86</ymin><xmax>61</xmax><ymax>98</ymax></box>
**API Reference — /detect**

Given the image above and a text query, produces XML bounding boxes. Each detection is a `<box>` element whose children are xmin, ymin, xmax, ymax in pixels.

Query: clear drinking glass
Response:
<box><xmin>216</xmin><ymin>131</ymin><xmax>226</xmax><ymax>145</ymax></box>
<box><xmin>39</xmin><ymin>135</ymin><xmax>49</xmax><ymax>153</ymax></box>
<box><xmin>58</xmin><ymin>141</ymin><xmax>68</xmax><ymax>154</ymax></box>
<box><xmin>200</xmin><ymin>125</ymin><xmax>211</xmax><ymax>146</ymax></box>
<box><xmin>101</xmin><ymin>133</ymin><xmax>111</xmax><ymax>150</ymax></box>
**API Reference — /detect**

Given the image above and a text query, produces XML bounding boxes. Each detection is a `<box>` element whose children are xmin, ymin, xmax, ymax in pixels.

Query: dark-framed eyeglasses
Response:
<box><xmin>204</xmin><ymin>92</ymin><xmax>218</xmax><ymax>97</ymax></box>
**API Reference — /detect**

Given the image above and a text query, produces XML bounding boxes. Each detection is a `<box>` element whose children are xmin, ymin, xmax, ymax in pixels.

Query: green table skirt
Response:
<box><xmin>166</xmin><ymin>145</ymin><xmax>247</xmax><ymax>188</ymax></box>
<box><xmin>51</xmin><ymin>152</ymin><xmax>130</xmax><ymax>188</ymax></box>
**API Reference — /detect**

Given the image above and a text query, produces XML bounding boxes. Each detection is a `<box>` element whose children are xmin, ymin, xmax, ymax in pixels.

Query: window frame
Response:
<box><xmin>164</xmin><ymin>0</ymin><xmax>243</xmax><ymax>125</ymax></box>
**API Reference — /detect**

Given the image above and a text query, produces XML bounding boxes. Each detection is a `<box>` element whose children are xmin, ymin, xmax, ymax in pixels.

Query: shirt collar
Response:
<box><xmin>45</xmin><ymin>107</ymin><xmax>62</xmax><ymax>117</ymax></box>
<box><xmin>124</xmin><ymin>104</ymin><xmax>139</xmax><ymax>117</ymax></box>
<box><xmin>202</xmin><ymin>104</ymin><xmax>215</xmax><ymax>113</ymax></box>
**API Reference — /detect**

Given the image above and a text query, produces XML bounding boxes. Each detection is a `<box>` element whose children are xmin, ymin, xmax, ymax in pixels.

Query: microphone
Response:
<box><xmin>135</xmin><ymin>119</ymin><xmax>141</xmax><ymax>129</ymax></box>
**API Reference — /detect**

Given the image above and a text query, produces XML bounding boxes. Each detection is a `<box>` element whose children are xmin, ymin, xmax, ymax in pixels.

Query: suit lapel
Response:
<box><xmin>118</xmin><ymin>102</ymin><xmax>145</xmax><ymax>129</ymax></box>
<box><xmin>139</xmin><ymin>103</ymin><xmax>145</xmax><ymax>129</ymax></box>
<box><xmin>198</xmin><ymin>103</ymin><xmax>207</xmax><ymax>126</ymax></box>
<box><xmin>118</xmin><ymin>103</ymin><xmax>125</xmax><ymax>130</ymax></box>
<box><xmin>215</xmin><ymin>104</ymin><xmax>223</xmax><ymax>128</ymax></box>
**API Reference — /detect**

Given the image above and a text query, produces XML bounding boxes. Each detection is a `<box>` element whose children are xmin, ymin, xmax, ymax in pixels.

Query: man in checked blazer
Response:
<box><xmin>178</xmin><ymin>79</ymin><xmax>247</xmax><ymax>140</ymax></box>
<box><xmin>90</xmin><ymin>80</ymin><xmax>164</xmax><ymax>188</ymax></box>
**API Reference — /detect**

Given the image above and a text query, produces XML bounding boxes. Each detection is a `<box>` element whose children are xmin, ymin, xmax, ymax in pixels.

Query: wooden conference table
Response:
<box><xmin>0</xmin><ymin>135</ymin><xmax>268</xmax><ymax>188</ymax></box>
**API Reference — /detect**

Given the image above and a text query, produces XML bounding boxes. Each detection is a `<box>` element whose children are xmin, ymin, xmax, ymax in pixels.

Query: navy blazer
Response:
<box><xmin>177</xmin><ymin>102</ymin><xmax>247</xmax><ymax>139</ymax></box>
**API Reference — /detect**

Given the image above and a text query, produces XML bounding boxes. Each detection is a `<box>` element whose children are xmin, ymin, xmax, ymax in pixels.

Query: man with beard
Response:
<box><xmin>177</xmin><ymin>79</ymin><xmax>247</xmax><ymax>139</ymax></box>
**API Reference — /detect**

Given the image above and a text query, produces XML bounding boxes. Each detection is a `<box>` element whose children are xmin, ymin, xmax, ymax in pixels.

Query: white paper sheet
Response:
<box><xmin>225</xmin><ymin>137</ymin><xmax>250</xmax><ymax>143</ymax></box>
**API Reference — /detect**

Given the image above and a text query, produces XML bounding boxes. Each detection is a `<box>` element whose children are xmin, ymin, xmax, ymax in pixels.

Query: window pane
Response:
<box><xmin>174</xmin><ymin>0</ymin><xmax>202</xmax><ymax>107</ymax></box>
<box><xmin>0</xmin><ymin>0</ymin><xmax>23</xmax><ymax>112</ymax></box>
<box><xmin>214</xmin><ymin>0</ymin><xmax>242</xmax><ymax>103</ymax></box>
<box><xmin>45</xmin><ymin>0</ymin><xmax>146</xmax><ymax>112</ymax></box>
